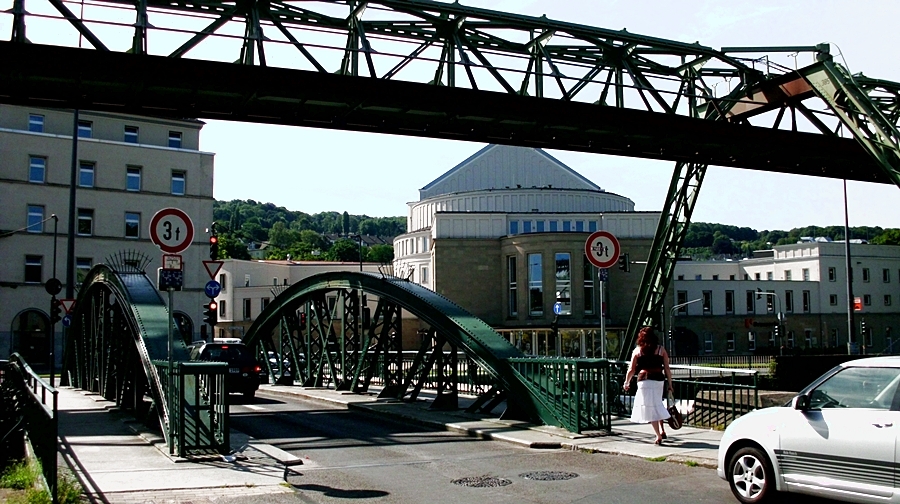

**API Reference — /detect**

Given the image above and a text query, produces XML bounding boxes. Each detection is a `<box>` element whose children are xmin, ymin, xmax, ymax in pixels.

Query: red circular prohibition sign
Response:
<box><xmin>584</xmin><ymin>231</ymin><xmax>621</xmax><ymax>269</ymax></box>
<box><xmin>149</xmin><ymin>208</ymin><xmax>195</xmax><ymax>254</ymax></box>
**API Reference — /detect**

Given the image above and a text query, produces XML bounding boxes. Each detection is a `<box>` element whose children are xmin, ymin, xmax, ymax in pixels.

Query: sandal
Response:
<box><xmin>661</xmin><ymin>432</ymin><xmax>667</xmax><ymax>440</ymax></box>
<box><xmin>654</xmin><ymin>438</ymin><xmax>662</xmax><ymax>445</ymax></box>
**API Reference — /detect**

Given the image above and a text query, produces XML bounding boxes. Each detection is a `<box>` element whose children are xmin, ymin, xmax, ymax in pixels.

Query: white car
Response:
<box><xmin>718</xmin><ymin>356</ymin><xmax>900</xmax><ymax>503</ymax></box>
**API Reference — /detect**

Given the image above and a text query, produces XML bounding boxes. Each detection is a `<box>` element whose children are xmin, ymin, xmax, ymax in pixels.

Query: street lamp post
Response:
<box><xmin>350</xmin><ymin>234</ymin><xmax>363</xmax><ymax>271</ymax></box>
<box><xmin>669</xmin><ymin>298</ymin><xmax>702</xmax><ymax>356</ymax></box>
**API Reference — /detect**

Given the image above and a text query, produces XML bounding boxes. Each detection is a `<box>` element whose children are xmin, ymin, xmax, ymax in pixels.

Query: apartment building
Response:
<box><xmin>0</xmin><ymin>104</ymin><xmax>215</xmax><ymax>364</ymax></box>
<box><xmin>671</xmin><ymin>242</ymin><xmax>900</xmax><ymax>355</ymax></box>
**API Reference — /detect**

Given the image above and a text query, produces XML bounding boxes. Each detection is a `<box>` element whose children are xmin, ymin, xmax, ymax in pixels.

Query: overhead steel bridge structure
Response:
<box><xmin>5</xmin><ymin>0</ymin><xmax>899</xmax><ymax>360</ymax></box>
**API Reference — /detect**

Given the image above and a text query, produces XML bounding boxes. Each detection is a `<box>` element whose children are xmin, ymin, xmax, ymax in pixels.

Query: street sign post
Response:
<box><xmin>149</xmin><ymin>208</ymin><xmax>195</xmax><ymax>254</ymax></box>
<box><xmin>584</xmin><ymin>231</ymin><xmax>621</xmax><ymax>269</ymax></box>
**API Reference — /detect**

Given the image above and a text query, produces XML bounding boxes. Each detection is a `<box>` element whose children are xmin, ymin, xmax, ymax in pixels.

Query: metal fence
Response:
<box><xmin>609</xmin><ymin>361</ymin><xmax>758</xmax><ymax>429</ymax></box>
<box><xmin>3</xmin><ymin>353</ymin><xmax>58</xmax><ymax>502</ymax></box>
<box><xmin>153</xmin><ymin>360</ymin><xmax>229</xmax><ymax>457</ymax></box>
<box><xmin>670</xmin><ymin>355</ymin><xmax>773</xmax><ymax>375</ymax></box>
<box><xmin>367</xmin><ymin>351</ymin><xmax>496</xmax><ymax>396</ymax></box>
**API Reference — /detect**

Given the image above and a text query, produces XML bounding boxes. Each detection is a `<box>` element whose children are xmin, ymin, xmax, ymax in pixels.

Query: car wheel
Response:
<box><xmin>728</xmin><ymin>446</ymin><xmax>777</xmax><ymax>504</ymax></box>
<box><xmin>243</xmin><ymin>390</ymin><xmax>256</xmax><ymax>400</ymax></box>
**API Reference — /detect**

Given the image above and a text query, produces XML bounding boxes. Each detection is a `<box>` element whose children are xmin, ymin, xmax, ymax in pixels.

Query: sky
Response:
<box><xmin>7</xmin><ymin>0</ymin><xmax>899</xmax><ymax>231</ymax></box>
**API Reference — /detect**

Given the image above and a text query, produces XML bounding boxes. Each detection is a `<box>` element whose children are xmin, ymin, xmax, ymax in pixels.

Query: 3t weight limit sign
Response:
<box><xmin>585</xmin><ymin>231</ymin><xmax>620</xmax><ymax>269</ymax></box>
<box><xmin>149</xmin><ymin>208</ymin><xmax>194</xmax><ymax>254</ymax></box>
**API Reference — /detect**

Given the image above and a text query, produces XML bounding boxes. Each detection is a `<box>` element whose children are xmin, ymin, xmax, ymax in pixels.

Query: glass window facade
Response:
<box><xmin>29</xmin><ymin>156</ymin><xmax>46</xmax><ymax>183</ymax></box>
<box><xmin>528</xmin><ymin>253</ymin><xmax>543</xmax><ymax>315</ymax></box>
<box><xmin>555</xmin><ymin>252</ymin><xmax>571</xmax><ymax>315</ymax></box>
<box><xmin>127</xmin><ymin>166</ymin><xmax>141</xmax><ymax>191</ymax></box>
<box><xmin>27</xmin><ymin>205</ymin><xmax>44</xmax><ymax>233</ymax></box>
<box><xmin>79</xmin><ymin>162</ymin><xmax>94</xmax><ymax>187</ymax></box>
<box><xmin>171</xmin><ymin>171</ymin><xmax>185</xmax><ymax>195</ymax></box>
<box><xmin>28</xmin><ymin>114</ymin><xmax>44</xmax><ymax>132</ymax></box>
<box><xmin>124</xmin><ymin>126</ymin><xmax>139</xmax><ymax>143</ymax></box>
<box><xmin>168</xmin><ymin>131</ymin><xmax>182</xmax><ymax>148</ymax></box>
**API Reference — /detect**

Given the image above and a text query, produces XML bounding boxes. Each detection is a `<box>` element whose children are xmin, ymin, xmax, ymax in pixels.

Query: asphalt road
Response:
<box><xmin>228</xmin><ymin>390</ymin><xmax>738</xmax><ymax>504</ymax></box>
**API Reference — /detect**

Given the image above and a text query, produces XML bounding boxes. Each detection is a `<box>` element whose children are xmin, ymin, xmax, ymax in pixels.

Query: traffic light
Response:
<box><xmin>51</xmin><ymin>298</ymin><xmax>63</xmax><ymax>324</ymax></box>
<box><xmin>774</xmin><ymin>324</ymin><xmax>780</xmax><ymax>341</ymax></box>
<box><xmin>617</xmin><ymin>253</ymin><xmax>630</xmax><ymax>272</ymax></box>
<box><xmin>203</xmin><ymin>301</ymin><xmax>218</xmax><ymax>327</ymax></box>
<box><xmin>209</xmin><ymin>234</ymin><xmax>219</xmax><ymax>260</ymax></box>
<box><xmin>861</xmin><ymin>319</ymin><xmax>867</xmax><ymax>337</ymax></box>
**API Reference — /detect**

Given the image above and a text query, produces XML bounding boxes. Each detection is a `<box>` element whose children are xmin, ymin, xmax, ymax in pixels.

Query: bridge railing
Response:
<box><xmin>609</xmin><ymin>361</ymin><xmax>759</xmax><ymax>429</ymax></box>
<box><xmin>669</xmin><ymin>355</ymin><xmax>772</xmax><ymax>374</ymax></box>
<box><xmin>366</xmin><ymin>351</ymin><xmax>496</xmax><ymax>396</ymax></box>
<box><xmin>2</xmin><ymin>354</ymin><xmax>58</xmax><ymax>502</ymax></box>
<box><xmin>153</xmin><ymin>361</ymin><xmax>229</xmax><ymax>457</ymax></box>
<box><xmin>508</xmin><ymin>357</ymin><xmax>611</xmax><ymax>434</ymax></box>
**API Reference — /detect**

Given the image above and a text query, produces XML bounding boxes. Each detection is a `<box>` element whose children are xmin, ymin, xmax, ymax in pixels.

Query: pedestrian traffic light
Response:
<box><xmin>209</xmin><ymin>234</ymin><xmax>219</xmax><ymax>260</ymax></box>
<box><xmin>299</xmin><ymin>312</ymin><xmax>307</xmax><ymax>326</ymax></box>
<box><xmin>51</xmin><ymin>298</ymin><xmax>63</xmax><ymax>324</ymax></box>
<box><xmin>617</xmin><ymin>253</ymin><xmax>630</xmax><ymax>272</ymax></box>
<box><xmin>204</xmin><ymin>301</ymin><xmax>218</xmax><ymax>327</ymax></box>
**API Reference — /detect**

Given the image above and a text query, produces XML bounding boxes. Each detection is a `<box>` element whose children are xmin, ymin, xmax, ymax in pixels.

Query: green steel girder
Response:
<box><xmin>64</xmin><ymin>265</ymin><xmax>189</xmax><ymax>438</ymax></box>
<box><xmin>244</xmin><ymin>271</ymin><xmax>566</xmax><ymax>426</ymax></box>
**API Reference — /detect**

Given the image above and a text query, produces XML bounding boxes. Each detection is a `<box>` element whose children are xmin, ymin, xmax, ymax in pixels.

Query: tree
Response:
<box><xmin>328</xmin><ymin>238</ymin><xmax>363</xmax><ymax>262</ymax></box>
<box><xmin>367</xmin><ymin>244</ymin><xmax>394</xmax><ymax>263</ymax></box>
<box><xmin>872</xmin><ymin>229</ymin><xmax>900</xmax><ymax>245</ymax></box>
<box><xmin>218</xmin><ymin>234</ymin><xmax>250</xmax><ymax>260</ymax></box>
<box><xmin>342</xmin><ymin>211</ymin><xmax>350</xmax><ymax>236</ymax></box>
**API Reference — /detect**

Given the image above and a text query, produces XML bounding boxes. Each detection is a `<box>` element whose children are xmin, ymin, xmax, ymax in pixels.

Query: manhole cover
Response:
<box><xmin>519</xmin><ymin>471</ymin><xmax>579</xmax><ymax>481</ymax></box>
<box><xmin>451</xmin><ymin>476</ymin><xmax>513</xmax><ymax>487</ymax></box>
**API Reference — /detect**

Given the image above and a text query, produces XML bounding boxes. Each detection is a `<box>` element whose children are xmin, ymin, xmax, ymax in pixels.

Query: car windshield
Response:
<box><xmin>809</xmin><ymin>366</ymin><xmax>900</xmax><ymax>410</ymax></box>
<box><xmin>200</xmin><ymin>344</ymin><xmax>251</xmax><ymax>362</ymax></box>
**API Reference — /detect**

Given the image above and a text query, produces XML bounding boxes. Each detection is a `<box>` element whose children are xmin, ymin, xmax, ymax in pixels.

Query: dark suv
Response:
<box><xmin>188</xmin><ymin>341</ymin><xmax>261</xmax><ymax>399</ymax></box>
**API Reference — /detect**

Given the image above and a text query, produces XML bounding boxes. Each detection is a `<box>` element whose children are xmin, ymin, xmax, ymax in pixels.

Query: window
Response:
<box><xmin>420</xmin><ymin>266</ymin><xmax>429</xmax><ymax>284</ymax></box>
<box><xmin>507</xmin><ymin>256</ymin><xmax>518</xmax><ymax>317</ymax></box>
<box><xmin>77</xmin><ymin>120</ymin><xmax>92</xmax><ymax>138</ymax></box>
<box><xmin>695</xmin><ymin>274</ymin><xmax>702</xmax><ymax>281</ymax></box>
<box><xmin>805</xmin><ymin>329</ymin><xmax>813</xmax><ymax>348</ymax></box>
<box><xmin>528</xmin><ymin>253</ymin><xmax>543</xmax><ymax>315</ymax></box>
<box><xmin>802</xmin><ymin>290</ymin><xmax>811</xmax><ymax>312</ymax></box>
<box><xmin>831</xmin><ymin>328</ymin><xmax>839</xmax><ymax>347</ymax></box>
<box><xmin>127</xmin><ymin>166</ymin><xmax>141</xmax><ymax>191</ymax></box>
<box><xmin>884</xmin><ymin>269</ymin><xmax>891</xmax><ymax>283</ymax></box>
<box><xmin>555</xmin><ymin>253</ymin><xmax>571</xmax><ymax>315</ymax></box>
<box><xmin>218</xmin><ymin>299</ymin><xmax>226</xmax><ymax>318</ymax></box>
<box><xmin>79</xmin><ymin>162</ymin><xmax>95</xmax><ymax>187</ymax></box>
<box><xmin>702</xmin><ymin>290</ymin><xmax>712</xmax><ymax>314</ymax></box>
<box><xmin>802</xmin><ymin>268</ymin><xmax>810</xmax><ymax>281</ymax></box>
<box><xmin>77</xmin><ymin>209</ymin><xmax>93</xmax><ymax>236</ymax></box>
<box><xmin>168</xmin><ymin>131</ymin><xmax>183</xmax><ymax>148</ymax></box>
<box><xmin>865</xmin><ymin>325</ymin><xmax>873</xmax><ymax>347</ymax></box>
<box><xmin>218</xmin><ymin>274</ymin><xmax>227</xmax><ymax>292</ymax></box>
<box><xmin>828</xmin><ymin>267</ymin><xmax>836</xmax><ymax>281</ymax></box>
<box><xmin>245</xmin><ymin>275</ymin><xmax>251</xmax><ymax>287</ymax></box>
<box><xmin>583</xmin><ymin>256</ymin><xmax>594</xmax><ymax>314</ymax></box>
<box><xmin>575</xmin><ymin>221</ymin><xmax>584</xmax><ymax>232</ymax></box>
<box><xmin>171</xmin><ymin>171</ymin><xmax>185</xmax><ymax>195</ymax></box>
<box><xmin>124</xmin><ymin>125</ymin><xmax>139</xmax><ymax>144</ymax></box>
<box><xmin>589</xmin><ymin>221</ymin><xmax>597</xmax><ymax>232</ymax></box>
<box><xmin>125</xmin><ymin>212</ymin><xmax>140</xmax><ymax>238</ymax></box>
<box><xmin>725</xmin><ymin>290</ymin><xmax>734</xmax><ymax>314</ymax></box>
<box><xmin>785</xmin><ymin>290</ymin><xmax>794</xmax><ymax>313</ymax></box>
<box><xmin>28</xmin><ymin>114</ymin><xmax>44</xmax><ymax>132</ymax></box>
<box><xmin>677</xmin><ymin>290</ymin><xmax>688</xmax><ymax>314</ymax></box>
<box><xmin>536</xmin><ymin>221</ymin><xmax>545</xmax><ymax>232</ymax></box>
<box><xmin>523</xmin><ymin>221</ymin><xmax>532</xmax><ymax>233</ymax></box>
<box><xmin>863</xmin><ymin>294</ymin><xmax>872</xmax><ymax>306</ymax></box>
<box><xmin>27</xmin><ymin>205</ymin><xmax>44</xmax><ymax>233</ymax></box>
<box><xmin>549</xmin><ymin>221</ymin><xmax>558</xmax><ymax>232</ymax></box>
<box><xmin>766</xmin><ymin>271</ymin><xmax>773</xmax><ymax>281</ymax></box>
<box><xmin>272</xmin><ymin>277</ymin><xmax>277</xmax><ymax>286</ymax></box>
<box><xmin>29</xmin><ymin>156</ymin><xmax>46</xmax><ymax>183</ymax></box>
<box><xmin>677</xmin><ymin>275</ymin><xmax>684</xmax><ymax>280</ymax></box>
<box><xmin>748</xmin><ymin>332</ymin><xmax>756</xmax><ymax>351</ymax></box>
<box><xmin>509</xmin><ymin>221</ymin><xmax>518</xmax><ymax>235</ymax></box>
<box><xmin>830</xmin><ymin>294</ymin><xmax>838</xmax><ymax>306</ymax></box>
<box><xmin>24</xmin><ymin>255</ymin><xmax>42</xmax><ymax>283</ymax></box>
<box><xmin>563</xmin><ymin>221</ymin><xmax>571</xmax><ymax>232</ymax></box>
<box><xmin>863</xmin><ymin>268</ymin><xmax>870</xmax><ymax>282</ymax></box>
<box><xmin>243</xmin><ymin>298</ymin><xmax>251</xmax><ymax>320</ymax></box>
<box><xmin>808</xmin><ymin>367</ymin><xmax>900</xmax><ymax>410</ymax></box>
<box><xmin>76</xmin><ymin>258</ymin><xmax>93</xmax><ymax>284</ymax></box>
<box><xmin>768</xmin><ymin>331</ymin><xmax>775</xmax><ymax>348</ymax></box>
<box><xmin>726</xmin><ymin>332</ymin><xmax>735</xmax><ymax>352</ymax></box>
<box><xmin>784</xmin><ymin>270</ymin><xmax>792</xmax><ymax>281</ymax></box>
<box><xmin>730</xmin><ymin>275</ymin><xmax>736</xmax><ymax>280</ymax></box>
<box><xmin>261</xmin><ymin>298</ymin><xmax>270</xmax><ymax>311</ymax></box>
<box><xmin>754</xmin><ymin>272</ymin><xmax>761</xmax><ymax>280</ymax></box>
<box><xmin>787</xmin><ymin>330</ymin><xmax>795</xmax><ymax>348</ymax></box>
<box><xmin>712</xmin><ymin>275</ymin><xmax>719</xmax><ymax>281</ymax></box>
<box><xmin>886</xmin><ymin>295</ymin><xmax>892</xmax><ymax>307</ymax></box>
<box><xmin>746</xmin><ymin>290</ymin><xmax>755</xmax><ymax>313</ymax></box>
<box><xmin>704</xmin><ymin>333</ymin><xmax>713</xmax><ymax>353</ymax></box>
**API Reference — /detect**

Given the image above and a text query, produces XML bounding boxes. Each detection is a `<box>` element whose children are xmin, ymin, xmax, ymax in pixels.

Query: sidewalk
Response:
<box><xmin>56</xmin><ymin>383</ymin><xmax>723</xmax><ymax>503</ymax></box>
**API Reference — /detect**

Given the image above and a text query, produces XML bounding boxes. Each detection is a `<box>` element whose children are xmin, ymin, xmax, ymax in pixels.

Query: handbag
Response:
<box><xmin>666</xmin><ymin>392</ymin><xmax>683</xmax><ymax>430</ymax></box>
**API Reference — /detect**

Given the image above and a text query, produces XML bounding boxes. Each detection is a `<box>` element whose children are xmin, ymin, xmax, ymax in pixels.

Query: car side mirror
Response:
<box><xmin>792</xmin><ymin>394</ymin><xmax>810</xmax><ymax>411</ymax></box>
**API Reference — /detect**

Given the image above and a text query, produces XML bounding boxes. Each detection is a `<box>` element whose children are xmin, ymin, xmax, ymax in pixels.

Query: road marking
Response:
<box><xmin>245</xmin><ymin>404</ymin><xmax>266</xmax><ymax>411</ymax></box>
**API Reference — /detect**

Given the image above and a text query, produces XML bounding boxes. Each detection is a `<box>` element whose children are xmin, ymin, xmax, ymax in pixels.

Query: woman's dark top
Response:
<box><xmin>635</xmin><ymin>345</ymin><xmax>665</xmax><ymax>381</ymax></box>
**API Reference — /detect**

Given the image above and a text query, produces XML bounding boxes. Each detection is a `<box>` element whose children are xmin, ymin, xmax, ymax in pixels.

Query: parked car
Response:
<box><xmin>717</xmin><ymin>356</ymin><xmax>900</xmax><ymax>503</ymax></box>
<box><xmin>188</xmin><ymin>341</ymin><xmax>261</xmax><ymax>399</ymax></box>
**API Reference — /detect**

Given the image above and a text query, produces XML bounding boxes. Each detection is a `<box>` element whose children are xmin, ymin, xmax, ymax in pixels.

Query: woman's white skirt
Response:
<box><xmin>630</xmin><ymin>379</ymin><xmax>670</xmax><ymax>423</ymax></box>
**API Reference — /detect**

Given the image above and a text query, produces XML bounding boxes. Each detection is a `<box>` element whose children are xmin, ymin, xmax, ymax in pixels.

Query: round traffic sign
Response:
<box><xmin>204</xmin><ymin>280</ymin><xmax>222</xmax><ymax>299</ymax></box>
<box><xmin>149</xmin><ymin>208</ymin><xmax>195</xmax><ymax>254</ymax></box>
<box><xmin>61</xmin><ymin>314</ymin><xmax>72</xmax><ymax>328</ymax></box>
<box><xmin>553</xmin><ymin>302</ymin><xmax>563</xmax><ymax>315</ymax></box>
<box><xmin>45</xmin><ymin>278</ymin><xmax>62</xmax><ymax>296</ymax></box>
<box><xmin>585</xmin><ymin>231</ymin><xmax>620</xmax><ymax>269</ymax></box>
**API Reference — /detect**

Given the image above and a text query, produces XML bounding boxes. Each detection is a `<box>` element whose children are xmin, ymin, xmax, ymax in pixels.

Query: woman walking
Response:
<box><xmin>623</xmin><ymin>326</ymin><xmax>674</xmax><ymax>444</ymax></box>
